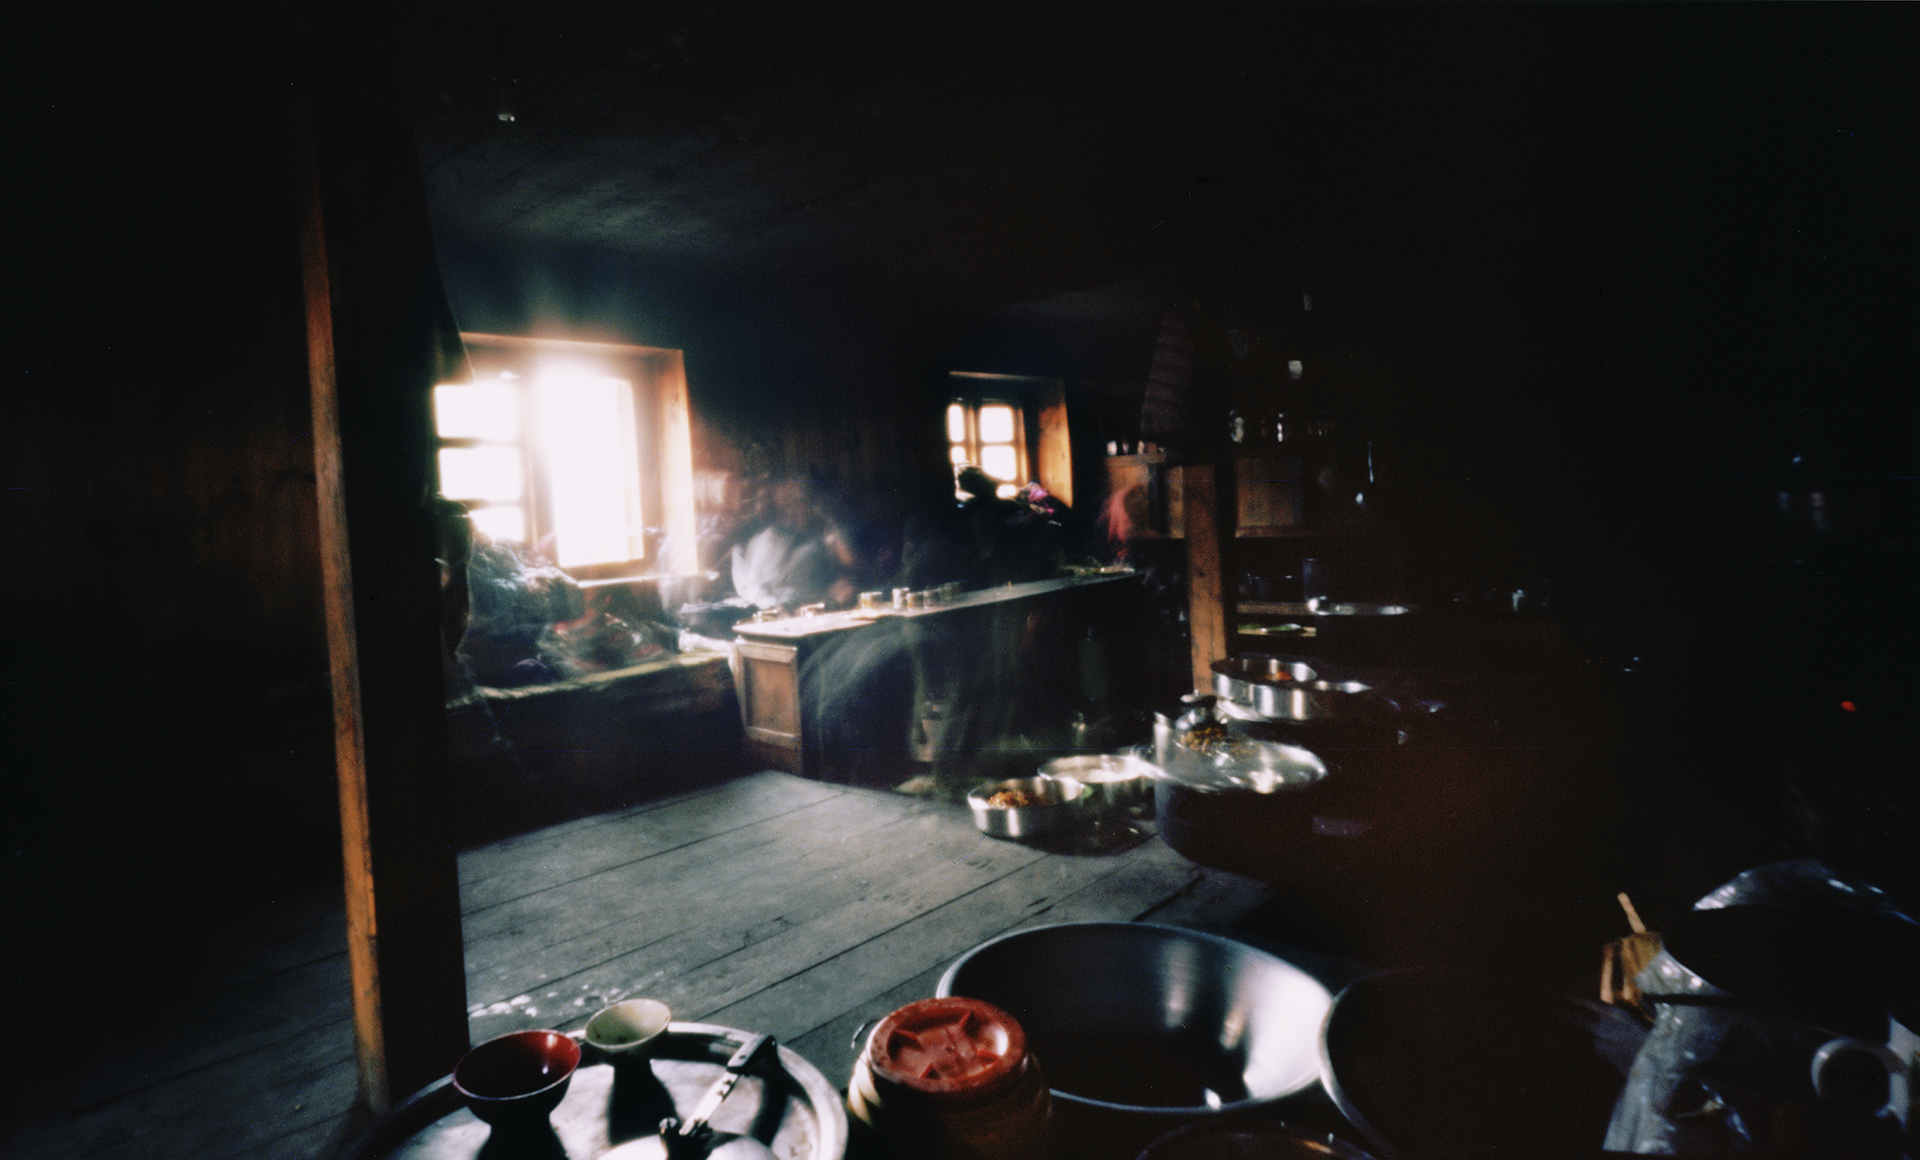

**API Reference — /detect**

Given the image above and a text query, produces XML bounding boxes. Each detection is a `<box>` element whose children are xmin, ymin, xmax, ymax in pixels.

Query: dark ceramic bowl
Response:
<box><xmin>452</xmin><ymin>1029</ymin><xmax>582</xmax><ymax>1127</ymax></box>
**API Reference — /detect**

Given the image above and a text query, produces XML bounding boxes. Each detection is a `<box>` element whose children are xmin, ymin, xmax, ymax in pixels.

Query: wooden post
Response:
<box><xmin>1182</xmin><ymin>463</ymin><xmax>1230</xmax><ymax>692</ymax></box>
<box><xmin>298</xmin><ymin>97</ymin><xmax>471</xmax><ymax>1112</ymax></box>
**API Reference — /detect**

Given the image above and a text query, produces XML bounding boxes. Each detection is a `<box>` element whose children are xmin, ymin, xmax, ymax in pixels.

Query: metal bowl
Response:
<box><xmin>937</xmin><ymin>922</ymin><xmax>1332</xmax><ymax>1125</ymax></box>
<box><xmin>1212</xmin><ymin>655</ymin><xmax>1317</xmax><ymax>705</ymax></box>
<box><xmin>968</xmin><ymin>775</ymin><xmax>1089</xmax><ymax>841</ymax></box>
<box><xmin>1040</xmin><ymin>753</ymin><xmax>1156</xmax><ymax>816</ymax></box>
<box><xmin>1150</xmin><ymin>734</ymin><xmax>1330</xmax><ymax>796</ymax></box>
<box><xmin>1305</xmin><ymin>601</ymin><xmax>1415</xmax><ymax>617</ymax></box>
<box><xmin>1212</xmin><ymin>655</ymin><xmax>1390</xmax><ymax>723</ymax></box>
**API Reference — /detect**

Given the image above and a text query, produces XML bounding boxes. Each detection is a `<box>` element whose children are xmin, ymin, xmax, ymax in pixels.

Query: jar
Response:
<box><xmin>848</xmin><ymin>997</ymin><xmax>1050</xmax><ymax>1160</ymax></box>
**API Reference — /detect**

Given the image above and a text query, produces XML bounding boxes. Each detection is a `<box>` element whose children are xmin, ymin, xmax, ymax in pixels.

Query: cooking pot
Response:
<box><xmin>1144</xmin><ymin>710</ymin><xmax>1387</xmax><ymax>888</ymax></box>
<box><xmin>1212</xmin><ymin>656</ymin><xmax>1395</xmax><ymax>724</ymax></box>
<box><xmin>1145</xmin><ymin>718</ymin><xmax>1343</xmax><ymax>880</ymax></box>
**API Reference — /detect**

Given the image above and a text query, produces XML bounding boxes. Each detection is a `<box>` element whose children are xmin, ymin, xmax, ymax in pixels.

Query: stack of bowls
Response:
<box><xmin>969</xmin><ymin>751</ymin><xmax>1161</xmax><ymax>843</ymax></box>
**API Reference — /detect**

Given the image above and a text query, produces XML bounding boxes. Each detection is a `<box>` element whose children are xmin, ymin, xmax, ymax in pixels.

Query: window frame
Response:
<box><xmin>947</xmin><ymin>372</ymin><xmax>1073</xmax><ymax>508</ymax></box>
<box><xmin>438</xmin><ymin>333</ymin><xmax>697</xmax><ymax>582</ymax></box>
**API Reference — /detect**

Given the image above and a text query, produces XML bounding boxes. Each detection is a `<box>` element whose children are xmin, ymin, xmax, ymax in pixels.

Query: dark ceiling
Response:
<box><xmin>21</xmin><ymin>2</ymin><xmax>1913</xmax><ymax>453</ymax></box>
<box><xmin>393</xmin><ymin>1</ymin><xmax>1917</xmax><ymax>465</ymax></box>
<box><xmin>406</xmin><ymin>2</ymin><xmax>1275</xmax><ymax>312</ymax></box>
<box><xmin>400</xmin><ymin>2</ymin><xmax>1626</xmax><ymax>317</ymax></box>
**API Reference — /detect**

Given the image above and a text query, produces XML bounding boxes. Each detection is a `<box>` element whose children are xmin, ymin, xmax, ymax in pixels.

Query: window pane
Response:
<box><xmin>980</xmin><ymin>445</ymin><xmax>1018</xmax><ymax>482</ymax></box>
<box><xmin>434</xmin><ymin>383</ymin><xmax>520</xmax><ymax>440</ymax></box>
<box><xmin>949</xmin><ymin>445</ymin><xmax>970</xmax><ymax>466</ymax></box>
<box><xmin>978</xmin><ymin>403</ymin><xmax>1015</xmax><ymax>444</ymax></box>
<box><xmin>536</xmin><ymin>372</ymin><xmax>637</xmax><ymax>567</ymax></box>
<box><xmin>947</xmin><ymin>403</ymin><xmax>968</xmax><ymax>444</ymax></box>
<box><xmin>468</xmin><ymin>504</ymin><xmax>526</xmax><ymax>544</ymax></box>
<box><xmin>438</xmin><ymin>446</ymin><xmax>524</xmax><ymax>501</ymax></box>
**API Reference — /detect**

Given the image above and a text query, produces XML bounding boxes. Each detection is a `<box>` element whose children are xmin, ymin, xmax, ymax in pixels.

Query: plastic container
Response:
<box><xmin>848</xmin><ymin>997</ymin><xmax>1050</xmax><ymax>1160</ymax></box>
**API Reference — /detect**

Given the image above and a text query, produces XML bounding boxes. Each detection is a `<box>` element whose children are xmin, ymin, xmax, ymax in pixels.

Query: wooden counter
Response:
<box><xmin>732</xmin><ymin>571</ymin><xmax>1139</xmax><ymax>780</ymax></box>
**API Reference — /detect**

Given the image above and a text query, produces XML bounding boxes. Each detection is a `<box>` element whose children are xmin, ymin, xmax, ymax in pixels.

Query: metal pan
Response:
<box><xmin>343</xmin><ymin>1024</ymin><xmax>847</xmax><ymax>1160</ymax></box>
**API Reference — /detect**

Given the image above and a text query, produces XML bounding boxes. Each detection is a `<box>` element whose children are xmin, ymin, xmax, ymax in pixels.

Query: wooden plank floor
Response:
<box><xmin>6</xmin><ymin>771</ymin><xmax>1272</xmax><ymax>1160</ymax></box>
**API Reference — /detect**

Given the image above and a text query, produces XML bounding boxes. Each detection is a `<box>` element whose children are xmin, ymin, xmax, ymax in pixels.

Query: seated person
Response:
<box><xmin>730</xmin><ymin>478</ymin><xmax>855</xmax><ymax>610</ymax></box>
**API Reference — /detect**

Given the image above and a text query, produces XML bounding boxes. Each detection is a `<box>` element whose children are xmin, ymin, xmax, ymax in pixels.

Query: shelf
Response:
<box><xmin>1235</xmin><ymin>526</ymin><xmax>1374</xmax><ymax>539</ymax></box>
<box><xmin>1238</xmin><ymin>601</ymin><xmax>1313</xmax><ymax>617</ymax></box>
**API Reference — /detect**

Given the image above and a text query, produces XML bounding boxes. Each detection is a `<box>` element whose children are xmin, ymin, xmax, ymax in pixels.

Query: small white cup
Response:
<box><xmin>584</xmin><ymin>997</ymin><xmax>672</xmax><ymax>1061</ymax></box>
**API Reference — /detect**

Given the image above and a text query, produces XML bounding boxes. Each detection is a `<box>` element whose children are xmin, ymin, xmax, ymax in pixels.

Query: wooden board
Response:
<box><xmin>22</xmin><ymin>771</ymin><xmax>1273</xmax><ymax>1160</ymax></box>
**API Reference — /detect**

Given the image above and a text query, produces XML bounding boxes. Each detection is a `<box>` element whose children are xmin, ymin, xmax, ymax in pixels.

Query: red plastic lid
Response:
<box><xmin>865</xmin><ymin>997</ymin><xmax>1029</xmax><ymax>1104</ymax></box>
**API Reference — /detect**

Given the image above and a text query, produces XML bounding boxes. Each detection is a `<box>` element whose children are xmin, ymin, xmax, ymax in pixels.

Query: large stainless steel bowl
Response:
<box><xmin>1211</xmin><ymin>656</ymin><xmax>1395</xmax><ymax>724</ymax></box>
<box><xmin>936</xmin><ymin>923</ymin><xmax>1331</xmax><ymax>1129</ymax></box>
<box><xmin>1040</xmin><ymin>753</ymin><xmax>1156</xmax><ymax>817</ymax></box>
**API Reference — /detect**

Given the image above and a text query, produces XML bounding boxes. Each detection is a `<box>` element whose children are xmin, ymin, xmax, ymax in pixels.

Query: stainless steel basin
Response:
<box><xmin>936</xmin><ymin>923</ymin><xmax>1331</xmax><ymax>1119</ymax></box>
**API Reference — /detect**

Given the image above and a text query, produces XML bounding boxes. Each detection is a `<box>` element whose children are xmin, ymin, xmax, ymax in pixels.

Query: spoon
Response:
<box><xmin>601</xmin><ymin>1035</ymin><xmax>781</xmax><ymax>1160</ymax></box>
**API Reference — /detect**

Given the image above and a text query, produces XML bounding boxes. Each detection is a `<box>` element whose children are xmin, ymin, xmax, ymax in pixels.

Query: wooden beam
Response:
<box><xmin>1182</xmin><ymin>462</ymin><xmax>1230</xmax><ymax>691</ymax></box>
<box><xmin>298</xmin><ymin>96</ymin><xmax>471</xmax><ymax>1112</ymax></box>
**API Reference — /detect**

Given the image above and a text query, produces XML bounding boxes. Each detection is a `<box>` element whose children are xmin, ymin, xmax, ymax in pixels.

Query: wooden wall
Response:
<box><xmin>10</xmin><ymin>42</ymin><xmax>341</xmax><ymax>961</ymax></box>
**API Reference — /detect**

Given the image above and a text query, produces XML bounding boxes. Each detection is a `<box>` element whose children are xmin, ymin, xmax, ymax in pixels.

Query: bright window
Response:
<box><xmin>946</xmin><ymin>398</ymin><xmax>1026</xmax><ymax>500</ymax></box>
<box><xmin>435</xmin><ymin>334</ymin><xmax>696</xmax><ymax>579</ymax></box>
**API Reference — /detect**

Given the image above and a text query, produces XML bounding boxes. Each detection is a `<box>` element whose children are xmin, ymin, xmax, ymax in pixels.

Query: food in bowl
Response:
<box><xmin>987</xmin><ymin>787</ymin><xmax>1046</xmax><ymax>809</ymax></box>
<box><xmin>1177</xmin><ymin>719</ymin><xmax>1232</xmax><ymax>753</ymax></box>
<box><xmin>968</xmin><ymin>776</ymin><xmax>1087</xmax><ymax>841</ymax></box>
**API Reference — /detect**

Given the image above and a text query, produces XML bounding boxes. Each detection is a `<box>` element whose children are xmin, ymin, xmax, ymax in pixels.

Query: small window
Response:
<box><xmin>946</xmin><ymin>373</ymin><xmax>1073</xmax><ymax>509</ymax></box>
<box><xmin>946</xmin><ymin>397</ymin><xmax>1026</xmax><ymax>499</ymax></box>
<box><xmin>435</xmin><ymin>334</ymin><xmax>696</xmax><ymax>579</ymax></box>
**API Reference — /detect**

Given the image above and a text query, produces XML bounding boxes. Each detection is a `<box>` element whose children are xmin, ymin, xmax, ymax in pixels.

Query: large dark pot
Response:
<box><xmin>1146</xmin><ymin>720</ymin><xmax>1360</xmax><ymax>885</ymax></box>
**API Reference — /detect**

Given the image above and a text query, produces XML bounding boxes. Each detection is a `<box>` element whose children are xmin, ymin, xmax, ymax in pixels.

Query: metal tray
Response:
<box><xmin>343</xmin><ymin>1023</ymin><xmax>848</xmax><ymax>1160</ymax></box>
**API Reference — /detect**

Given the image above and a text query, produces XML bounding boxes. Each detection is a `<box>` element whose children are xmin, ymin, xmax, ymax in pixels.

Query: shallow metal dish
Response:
<box><xmin>968</xmin><ymin>775</ymin><xmax>1089</xmax><ymax>840</ymax></box>
<box><xmin>344</xmin><ymin>1024</ymin><xmax>847</xmax><ymax>1159</ymax></box>
<box><xmin>1305</xmin><ymin>601</ymin><xmax>1415</xmax><ymax>617</ymax></box>
<box><xmin>1150</xmin><ymin>734</ymin><xmax>1330</xmax><ymax>795</ymax></box>
<box><xmin>1214</xmin><ymin>656</ymin><xmax>1380</xmax><ymax>723</ymax></box>
<box><xmin>1221</xmin><ymin>676</ymin><xmax>1374</xmax><ymax>722</ymax></box>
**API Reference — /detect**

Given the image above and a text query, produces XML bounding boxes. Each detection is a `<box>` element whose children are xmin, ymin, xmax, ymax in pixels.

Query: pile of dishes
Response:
<box><xmin>1211</xmin><ymin>655</ymin><xmax>1393</xmax><ymax>725</ymax></box>
<box><xmin>967</xmin><ymin>753</ymin><xmax>1158</xmax><ymax>842</ymax></box>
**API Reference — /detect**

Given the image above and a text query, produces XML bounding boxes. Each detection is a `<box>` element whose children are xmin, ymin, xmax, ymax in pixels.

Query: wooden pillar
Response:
<box><xmin>298</xmin><ymin>92</ymin><xmax>471</xmax><ymax>1112</ymax></box>
<box><xmin>1182</xmin><ymin>463</ymin><xmax>1231</xmax><ymax>692</ymax></box>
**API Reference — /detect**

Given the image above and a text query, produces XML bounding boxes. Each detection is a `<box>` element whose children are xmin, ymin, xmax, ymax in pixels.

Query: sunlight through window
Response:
<box><xmin>535</xmin><ymin>369</ymin><xmax>638</xmax><ymax>568</ymax></box>
<box><xmin>434</xmin><ymin>334</ymin><xmax>695</xmax><ymax>580</ymax></box>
